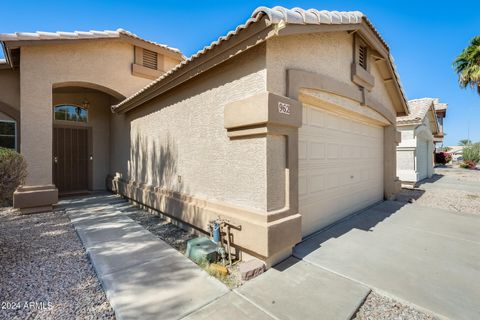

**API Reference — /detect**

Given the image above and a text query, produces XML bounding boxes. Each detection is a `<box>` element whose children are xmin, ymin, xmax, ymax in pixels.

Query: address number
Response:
<box><xmin>278</xmin><ymin>102</ymin><xmax>291</xmax><ymax>115</ymax></box>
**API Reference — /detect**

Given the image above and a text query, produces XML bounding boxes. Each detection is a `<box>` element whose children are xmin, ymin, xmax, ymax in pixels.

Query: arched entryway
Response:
<box><xmin>52</xmin><ymin>83</ymin><xmax>125</xmax><ymax>195</ymax></box>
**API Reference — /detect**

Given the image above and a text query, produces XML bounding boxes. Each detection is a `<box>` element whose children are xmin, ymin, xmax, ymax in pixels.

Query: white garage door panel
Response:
<box><xmin>299</xmin><ymin>105</ymin><xmax>384</xmax><ymax>237</ymax></box>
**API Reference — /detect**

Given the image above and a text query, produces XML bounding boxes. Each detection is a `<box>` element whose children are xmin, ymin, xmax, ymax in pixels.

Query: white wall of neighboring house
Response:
<box><xmin>397</xmin><ymin>116</ymin><xmax>434</xmax><ymax>184</ymax></box>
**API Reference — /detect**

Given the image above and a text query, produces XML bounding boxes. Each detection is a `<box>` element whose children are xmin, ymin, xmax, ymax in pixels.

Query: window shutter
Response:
<box><xmin>142</xmin><ymin>49</ymin><xmax>158</xmax><ymax>70</ymax></box>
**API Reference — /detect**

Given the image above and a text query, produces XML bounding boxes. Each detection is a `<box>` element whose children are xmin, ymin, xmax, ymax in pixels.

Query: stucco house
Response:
<box><xmin>396</xmin><ymin>98</ymin><xmax>447</xmax><ymax>185</ymax></box>
<box><xmin>0</xmin><ymin>6</ymin><xmax>410</xmax><ymax>265</ymax></box>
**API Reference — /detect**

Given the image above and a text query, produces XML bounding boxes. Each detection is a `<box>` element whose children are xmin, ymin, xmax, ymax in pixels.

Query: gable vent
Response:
<box><xmin>142</xmin><ymin>49</ymin><xmax>158</xmax><ymax>70</ymax></box>
<box><xmin>358</xmin><ymin>45</ymin><xmax>368</xmax><ymax>70</ymax></box>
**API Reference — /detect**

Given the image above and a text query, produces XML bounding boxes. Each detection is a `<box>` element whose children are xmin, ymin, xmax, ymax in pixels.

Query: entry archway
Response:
<box><xmin>52</xmin><ymin>83</ymin><xmax>125</xmax><ymax>195</ymax></box>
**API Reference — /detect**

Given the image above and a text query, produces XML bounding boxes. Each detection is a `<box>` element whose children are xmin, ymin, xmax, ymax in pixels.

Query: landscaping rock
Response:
<box><xmin>239</xmin><ymin>259</ymin><xmax>265</xmax><ymax>281</ymax></box>
<box><xmin>0</xmin><ymin>208</ymin><xmax>115</xmax><ymax>320</ymax></box>
<box><xmin>353</xmin><ymin>291</ymin><xmax>436</xmax><ymax>320</ymax></box>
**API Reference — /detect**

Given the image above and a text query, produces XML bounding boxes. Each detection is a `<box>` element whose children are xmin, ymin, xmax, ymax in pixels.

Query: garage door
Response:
<box><xmin>416</xmin><ymin>139</ymin><xmax>429</xmax><ymax>181</ymax></box>
<box><xmin>299</xmin><ymin>104</ymin><xmax>384</xmax><ymax>237</ymax></box>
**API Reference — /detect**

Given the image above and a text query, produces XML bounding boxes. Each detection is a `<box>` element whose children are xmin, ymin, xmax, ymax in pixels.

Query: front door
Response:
<box><xmin>53</xmin><ymin>126</ymin><xmax>91</xmax><ymax>195</ymax></box>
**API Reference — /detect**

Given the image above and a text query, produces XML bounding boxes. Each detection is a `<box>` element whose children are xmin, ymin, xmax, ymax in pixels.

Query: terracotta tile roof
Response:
<box><xmin>432</xmin><ymin>98</ymin><xmax>448</xmax><ymax>111</ymax></box>
<box><xmin>113</xmin><ymin>6</ymin><xmax>408</xmax><ymax>112</ymax></box>
<box><xmin>0</xmin><ymin>29</ymin><xmax>182</xmax><ymax>56</ymax></box>
<box><xmin>397</xmin><ymin>98</ymin><xmax>434</xmax><ymax>124</ymax></box>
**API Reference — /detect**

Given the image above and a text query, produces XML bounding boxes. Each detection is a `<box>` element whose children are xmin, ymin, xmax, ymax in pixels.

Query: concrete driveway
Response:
<box><xmin>294</xmin><ymin>169</ymin><xmax>480</xmax><ymax>320</ymax></box>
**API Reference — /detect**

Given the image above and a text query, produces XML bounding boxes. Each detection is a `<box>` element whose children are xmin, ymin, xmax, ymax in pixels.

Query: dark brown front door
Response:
<box><xmin>53</xmin><ymin>126</ymin><xmax>91</xmax><ymax>195</ymax></box>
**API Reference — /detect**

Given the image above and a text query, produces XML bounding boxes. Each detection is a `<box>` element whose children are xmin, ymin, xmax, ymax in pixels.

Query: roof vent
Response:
<box><xmin>358</xmin><ymin>45</ymin><xmax>367</xmax><ymax>70</ymax></box>
<box><xmin>142</xmin><ymin>49</ymin><xmax>158</xmax><ymax>70</ymax></box>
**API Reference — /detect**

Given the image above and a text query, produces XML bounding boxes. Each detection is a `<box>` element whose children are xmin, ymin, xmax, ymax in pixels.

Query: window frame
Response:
<box><xmin>0</xmin><ymin>119</ymin><xmax>17</xmax><ymax>150</ymax></box>
<box><xmin>53</xmin><ymin>104</ymin><xmax>89</xmax><ymax>124</ymax></box>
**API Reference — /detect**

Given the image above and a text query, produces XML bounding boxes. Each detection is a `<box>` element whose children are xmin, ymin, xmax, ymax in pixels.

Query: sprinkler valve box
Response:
<box><xmin>186</xmin><ymin>237</ymin><xmax>218</xmax><ymax>263</ymax></box>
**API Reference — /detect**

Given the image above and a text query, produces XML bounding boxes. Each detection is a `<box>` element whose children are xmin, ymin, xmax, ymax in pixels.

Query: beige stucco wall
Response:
<box><xmin>110</xmin><ymin>44</ymin><xmax>268</xmax><ymax>211</ymax></box>
<box><xmin>266</xmin><ymin>31</ymin><xmax>401</xmax><ymax>200</ymax></box>
<box><xmin>0</xmin><ymin>68</ymin><xmax>20</xmax><ymax>111</ymax></box>
<box><xmin>19</xmin><ymin>39</ymin><xmax>153</xmax><ymax>186</ymax></box>
<box><xmin>164</xmin><ymin>55</ymin><xmax>180</xmax><ymax>72</ymax></box>
<box><xmin>265</xmin><ymin>32</ymin><xmax>397</xmax><ymax>117</ymax></box>
<box><xmin>53</xmin><ymin>91</ymin><xmax>114</xmax><ymax>190</ymax></box>
<box><xmin>0</xmin><ymin>111</ymin><xmax>14</xmax><ymax>121</ymax></box>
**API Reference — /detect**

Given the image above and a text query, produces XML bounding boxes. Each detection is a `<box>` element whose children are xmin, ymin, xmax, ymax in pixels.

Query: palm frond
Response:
<box><xmin>453</xmin><ymin>36</ymin><xmax>480</xmax><ymax>94</ymax></box>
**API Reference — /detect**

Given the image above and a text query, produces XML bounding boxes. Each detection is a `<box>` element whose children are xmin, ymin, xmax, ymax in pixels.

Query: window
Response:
<box><xmin>142</xmin><ymin>49</ymin><xmax>158</xmax><ymax>70</ymax></box>
<box><xmin>54</xmin><ymin>105</ymin><xmax>88</xmax><ymax>123</ymax></box>
<box><xmin>0</xmin><ymin>121</ymin><xmax>16</xmax><ymax>149</ymax></box>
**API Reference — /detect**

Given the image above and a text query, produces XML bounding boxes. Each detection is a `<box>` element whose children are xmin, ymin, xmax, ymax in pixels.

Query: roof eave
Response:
<box><xmin>0</xmin><ymin>30</ymin><xmax>184</xmax><ymax>61</ymax></box>
<box><xmin>113</xmin><ymin>16</ymin><xmax>273</xmax><ymax>113</ymax></box>
<box><xmin>114</xmin><ymin>9</ymin><xmax>409</xmax><ymax>115</ymax></box>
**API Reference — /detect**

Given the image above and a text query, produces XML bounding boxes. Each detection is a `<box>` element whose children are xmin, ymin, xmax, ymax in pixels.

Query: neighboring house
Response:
<box><xmin>0</xmin><ymin>6</ymin><xmax>410</xmax><ymax>265</ymax></box>
<box><xmin>432</xmin><ymin>98</ymin><xmax>448</xmax><ymax>145</ymax></box>
<box><xmin>396</xmin><ymin>98</ymin><xmax>446</xmax><ymax>185</ymax></box>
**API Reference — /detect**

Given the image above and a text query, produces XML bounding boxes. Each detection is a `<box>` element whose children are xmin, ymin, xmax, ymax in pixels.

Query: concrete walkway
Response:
<box><xmin>295</xmin><ymin>200</ymin><xmax>480</xmax><ymax>320</ymax></box>
<box><xmin>62</xmin><ymin>194</ymin><xmax>229</xmax><ymax>320</ymax></box>
<box><xmin>62</xmin><ymin>194</ymin><xmax>372</xmax><ymax>320</ymax></box>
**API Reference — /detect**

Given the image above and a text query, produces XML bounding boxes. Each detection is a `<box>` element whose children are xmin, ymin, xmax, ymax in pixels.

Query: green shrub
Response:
<box><xmin>0</xmin><ymin>148</ymin><xmax>27</xmax><ymax>206</ymax></box>
<box><xmin>463</xmin><ymin>143</ymin><xmax>480</xmax><ymax>163</ymax></box>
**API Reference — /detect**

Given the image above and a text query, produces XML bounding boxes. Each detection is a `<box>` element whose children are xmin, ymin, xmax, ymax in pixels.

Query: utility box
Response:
<box><xmin>185</xmin><ymin>237</ymin><xmax>218</xmax><ymax>263</ymax></box>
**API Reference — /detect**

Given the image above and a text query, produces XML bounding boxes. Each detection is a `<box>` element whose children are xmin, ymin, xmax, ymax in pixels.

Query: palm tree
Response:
<box><xmin>459</xmin><ymin>139</ymin><xmax>472</xmax><ymax>146</ymax></box>
<box><xmin>453</xmin><ymin>36</ymin><xmax>480</xmax><ymax>95</ymax></box>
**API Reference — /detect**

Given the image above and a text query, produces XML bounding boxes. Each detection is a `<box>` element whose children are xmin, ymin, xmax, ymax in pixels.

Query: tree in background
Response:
<box><xmin>459</xmin><ymin>139</ymin><xmax>472</xmax><ymax>146</ymax></box>
<box><xmin>453</xmin><ymin>36</ymin><xmax>480</xmax><ymax>95</ymax></box>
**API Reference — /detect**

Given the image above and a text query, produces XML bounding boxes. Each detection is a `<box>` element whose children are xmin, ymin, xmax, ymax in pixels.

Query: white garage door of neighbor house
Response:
<box><xmin>299</xmin><ymin>104</ymin><xmax>384</xmax><ymax>237</ymax></box>
<box><xmin>416</xmin><ymin>138</ymin><xmax>429</xmax><ymax>181</ymax></box>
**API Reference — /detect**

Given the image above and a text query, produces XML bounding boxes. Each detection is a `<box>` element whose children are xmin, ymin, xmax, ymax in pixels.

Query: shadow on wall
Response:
<box><xmin>129</xmin><ymin>132</ymin><xmax>179</xmax><ymax>189</ymax></box>
<box><xmin>121</xmin><ymin>132</ymin><xmax>224</xmax><ymax>232</ymax></box>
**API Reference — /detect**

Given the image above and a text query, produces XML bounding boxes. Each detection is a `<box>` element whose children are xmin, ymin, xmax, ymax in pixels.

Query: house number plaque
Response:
<box><xmin>278</xmin><ymin>102</ymin><xmax>291</xmax><ymax>115</ymax></box>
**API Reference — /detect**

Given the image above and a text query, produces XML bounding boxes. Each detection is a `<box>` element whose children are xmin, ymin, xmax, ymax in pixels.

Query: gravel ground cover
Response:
<box><xmin>128</xmin><ymin>207</ymin><xmax>243</xmax><ymax>288</ymax></box>
<box><xmin>397</xmin><ymin>187</ymin><xmax>480</xmax><ymax>214</ymax></box>
<box><xmin>353</xmin><ymin>292</ymin><xmax>436</xmax><ymax>320</ymax></box>
<box><xmin>127</xmin><ymin>209</ymin><xmax>196</xmax><ymax>253</ymax></box>
<box><xmin>436</xmin><ymin>166</ymin><xmax>480</xmax><ymax>182</ymax></box>
<box><xmin>396</xmin><ymin>168</ymin><xmax>480</xmax><ymax>214</ymax></box>
<box><xmin>0</xmin><ymin>208</ymin><xmax>115</xmax><ymax>320</ymax></box>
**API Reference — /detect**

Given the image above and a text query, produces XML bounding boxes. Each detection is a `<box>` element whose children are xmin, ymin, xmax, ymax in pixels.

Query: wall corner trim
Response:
<box><xmin>224</xmin><ymin>92</ymin><xmax>302</xmax><ymax>138</ymax></box>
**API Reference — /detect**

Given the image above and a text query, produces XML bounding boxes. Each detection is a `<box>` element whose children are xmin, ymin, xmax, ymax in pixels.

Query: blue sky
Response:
<box><xmin>1</xmin><ymin>1</ymin><xmax>479</xmax><ymax>146</ymax></box>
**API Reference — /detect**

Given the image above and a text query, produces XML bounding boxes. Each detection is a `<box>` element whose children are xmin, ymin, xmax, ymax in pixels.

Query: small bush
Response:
<box><xmin>463</xmin><ymin>144</ymin><xmax>480</xmax><ymax>163</ymax></box>
<box><xmin>460</xmin><ymin>160</ymin><xmax>477</xmax><ymax>169</ymax></box>
<box><xmin>435</xmin><ymin>152</ymin><xmax>451</xmax><ymax>165</ymax></box>
<box><xmin>0</xmin><ymin>148</ymin><xmax>27</xmax><ymax>206</ymax></box>
<box><xmin>444</xmin><ymin>153</ymin><xmax>452</xmax><ymax>163</ymax></box>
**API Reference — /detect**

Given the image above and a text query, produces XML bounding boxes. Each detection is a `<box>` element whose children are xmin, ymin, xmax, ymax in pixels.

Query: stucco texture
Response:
<box><xmin>265</xmin><ymin>32</ymin><xmax>397</xmax><ymax>118</ymax></box>
<box><xmin>19</xmin><ymin>40</ymin><xmax>153</xmax><ymax>186</ymax></box>
<box><xmin>110</xmin><ymin>44</ymin><xmax>269</xmax><ymax>212</ymax></box>
<box><xmin>0</xmin><ymin>68</ymin><xmax>20</xmax><ymax>111</ymax></box>
<box><xmin>397</xmin><ymin>116</ymin><xmax>434</xmax><ymax>183</ymax></box>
